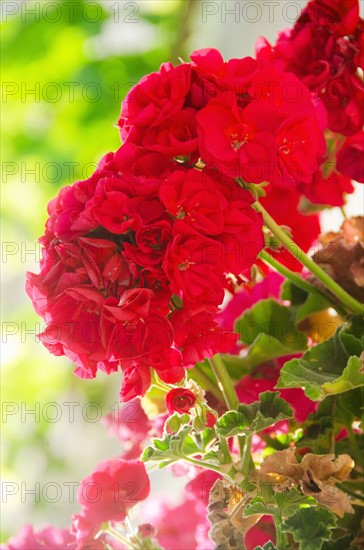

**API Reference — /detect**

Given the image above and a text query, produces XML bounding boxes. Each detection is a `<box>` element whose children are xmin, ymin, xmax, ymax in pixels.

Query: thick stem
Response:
<box><xmin>260</xmin><ymin>250</ymin><xmax>326</xmax><ymax>298</ymax></box>
<box><xmin>209</xmin><ymin>355</ymin><xmax>247</xmax><ymax>467</ymax></box>
<box><xmin>209</xmin><ymin>354</ymin><xmax>238</xmax><ymax>409</ymax></box>
<box><xmin>183</xmin><ymin>455</ymin><xmax>235</xmax><ymax>479</ymax></box>
<box><xmin>254</xmin><ymin>201</ymin><xmax>363</xmax><ymax>315</ymax></box>
<box><xmin>192</xmin><ymin>364</ymin><xmax>225</xmax><ymax>401</ymax></box>
<box><xmin>275</xmin><ymin>520</ymin><xmax>288</xmax><ymax>549</ymax></box>
<box><xmin>241</xmin><ymin>435</ymin><xmax>253</xmax><ymax>476</ymax></box>
<box><xmin>259</xmin><ymin>250</ymin><xmax>347</xmax><ymax>317</ymax></box>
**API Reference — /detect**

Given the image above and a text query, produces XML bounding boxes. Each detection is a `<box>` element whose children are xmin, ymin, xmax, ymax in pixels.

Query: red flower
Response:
<box><xmin>119</xmin><ymin>63</ymin><xmax>200</xmax><ymax>158</ymax></box>
<box><xmin>256</xmin><ymin>0</ymin><xmax>364</xmax><ymax>135</ymax></box>
<box><xmin>337</xmin><ymin>131</ymin><xmax>364</xmax><ymax>183</ymax></box>
<box><xmin>276</xmin><ymin>112</ymin><xmax>326</xmax><ymax>184</ymax></box>
<box><xmin>171</xmin><ymin>307</ymin><xmax>238</xmax><ymax>367</ymax></box>
<box><xmin>163</xmin><ymin>222</ymin><xmax>225</xmax><ymax>305</ymax></box>
<box><xmin>205</xmin><ymin>411</ymin><xmax>217</xmax><ymax>428</ymax></box>
<box><xmin>196</xmin><ymin>62</ymin><xmax>325</xmax><ymax>186</ymax></box>
<box><xmin>160</xmin><ymin>168</ymin><xmax>226</xmax><ymax>235</ymax></box>
<box><xmin>197</xmin><ymin>99</ymin><xmax>275</xmax><ymax>183</ymax></box>
<box><xmin>166</xmin><ymin>388</ymin><xmax>197</xmax><ymax>414</ymax></box>
<box><xmin>124</xmin><ymin>220</ymin><xmax>172</xmax><ymax>267</ymax></box>
<box><xmin>299</xmin><ymin>165</ymin><xmax>354</xmax><ymax>206</ymax></box>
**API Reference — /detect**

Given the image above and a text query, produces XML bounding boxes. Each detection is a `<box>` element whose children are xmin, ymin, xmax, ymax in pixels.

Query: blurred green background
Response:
<box><xmin>1</xmin><ymin>0</ymin><xmax>197</xmax><ymax>540</ymax></box>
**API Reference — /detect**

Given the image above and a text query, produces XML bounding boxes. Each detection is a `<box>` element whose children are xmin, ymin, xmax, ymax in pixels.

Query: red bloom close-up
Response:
<box><xmin>166</xmin><ymin>387</ymin><xmax>197</xmax><ymax>415</ymax></box>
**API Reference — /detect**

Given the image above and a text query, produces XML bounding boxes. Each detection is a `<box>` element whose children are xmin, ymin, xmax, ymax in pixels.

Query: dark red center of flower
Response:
<box><xmin>176</xmin><ymin>396</ymin><xmax>190</xmax><ymax>407</ymax></box>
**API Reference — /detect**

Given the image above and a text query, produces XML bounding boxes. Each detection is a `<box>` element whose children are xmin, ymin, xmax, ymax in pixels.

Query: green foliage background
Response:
<box><xmin>1</xmin><ymin>0</ymin><xmax>192</xmax><ymax>540</ymax></box>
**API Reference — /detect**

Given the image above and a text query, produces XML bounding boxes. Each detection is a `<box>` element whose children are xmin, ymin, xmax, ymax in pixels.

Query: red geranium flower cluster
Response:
<box><xmin>119</xmin><ymin>47</ymin><xmax>327</xmax><ymax>190</ymax></box>
<box><xmin>26</xmin><ymin>140</ymin><xmax>260</xmax><ymax>401</ymax></box>
<box><xmin>256</xmin><ymin>0</ymin><xmax>363</xmax><ymax>136</ymax></box>
<box><xmin>27</xmin><ymin>1</ymin><xmax>362</xmax><ymax>400</ymax></box>
<box><xmin>256</xmin><ymin>0</ymin><xmax>363</xmax><ymax>204</ymax></box>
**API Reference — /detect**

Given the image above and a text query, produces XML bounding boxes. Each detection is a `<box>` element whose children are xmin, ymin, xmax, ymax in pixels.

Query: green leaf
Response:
<box><xmin>321</xmin><ymin>356</ymin><xmax>364</xmax><ymax>396</ymax></box>
<box><xmin>336</xmin><ymin>387</ymin><xmax>364</xmax><ymax>426</ymax></box>
<box><xmin>277</xmin><ymin>325</ymin><xmax>364</xmax><ymax>401</ymax></box>
<box><xmin>141</xmin><ymin>424</ymin><xmax>218</xmax><ymax>467</ymax></box>
<box><xmin>274</xmin><ymin>489</ymin><xmax>316</xmax><ymax>519</ymax></box>
<box><xmin>281</xmin><ymin>281</ymin><xmax>330</xmax><ymax>323</ymax></box>
<box><xmin>253</xmin><ymin>543</ymin><xmax>277</xmax><ymax>550</ymax></box>
<box><xmin>191</xmin><ymin>356</ymin><xmax>250</xmax><ymax>389</ymax></box>
<box><xmin>281</xmin><ymin>507</ymin><xmax>337</xmax><ymax>550</ymax></box>
<box><xmin>321</xmin><ymin>534</ymin><xmax>354</xmax><ymax>550</ymax></box>
<box><xmin>244</xmin><ymin>497</ymin><xmax>276</xmax><ymax>517</ymax></box>
<box><xmin>165</xmin><ymin>413</ymin><xmax>190</xmax><ymax>434</ymax></box>
<box><xmin>216</xmin><ymin>391</ymin><xmax>293</xmax><ymax>437</ymax></box>
<box><xmin>244</xmin><ymin>490</ymin><xmax>315</xmax><ymax>521</ymax></box>
<box><xmin>235</xmin><ymin>299</ymin><xmax>308</xmax><ymax>369</ymax></box>
<box><xmin>141</xmin><ymin>425</ymin><xmax>199</xmax><ymax>465</ymax></box>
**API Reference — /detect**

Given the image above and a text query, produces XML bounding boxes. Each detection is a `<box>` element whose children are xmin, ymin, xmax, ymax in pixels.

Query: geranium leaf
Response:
<box><xmin>216</xmin><ymin>391</ymin><xmax>293</xmax><ymax>437</ymax></box>
<box><xmin>321</xmin><ymin>356</ymin><xmax>364</xmax><ymax>396</ymax></box>
<box><xmin>191</xmin><ymin>355</ymin><xmax>251</xmax><ymax>387</ymax></box>
<box><xmin>277</xmin><ymin>325</ymin><xmax>364</xmax><ymax>401</ymax></box>
<box><xmin>141</xmin><ymin>425</ymin><xmax>199</xmax><ymax>465</ymax></box>
<box><xmin>281</xmin><ymin>281</ymin><xmax>331</xmax><ymax>323</ymax></box>
<box><xmin>244</xmin><ymin>497</ymin><xmax>276</xmax><ymax>517</ymax></box>
<box><xmin>273</xmin><ymin>489</ymin><xmax>316</xmax><ymax>518</ymax></box>
<box><xmin>321</xmin><ymin>534</ymin><xmax>354</xmax><ymax>549</ymax></box>
<box><xmin>235</xmin><ymin>299</ymin><xmax>308</xmax><ymax>368</ymax></box>
<box><xmin>281</xmin><ymin>507</ymin><xmax>337</xmax><ymax>550</ymax></box>
<box><xmin>253</xmin><ymin>543</ymin><xmax>277</xmax><ymax>550</ymax></box>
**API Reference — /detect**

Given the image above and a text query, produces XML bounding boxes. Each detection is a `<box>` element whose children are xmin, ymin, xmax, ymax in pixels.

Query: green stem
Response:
<box><xmin>254</xmin><ymin>201</ymin><xmax>363</xmax><ymax>315</ymax></box>
<box><xmin>209</xmin><ymin>354</ymin><xmax>238</xmax><ymax>409</ymax></box>
<box><xmin>275</xmin><ymin>520</ymin><xmax>288</xmax><ymax>549</ymax></box>
<box><xmin>219</xmin><ymin>434</ymin><xmax>233</xmax><ymax>463</ymax></box>
<box><xmin>260</xmin><ymin>250</ymin><xmax>326</xmax><ymax>298</ymax></box>
<box><xmin>241</xmin><ymin>434</ymin><xmax>253</xmax><ymax>476</ymax></box>
<box><xmin>104</xmin><ymin>528</ymin><xmax>132</xmax><ymax>549</ymax></box>
<box><xmin>209</xmin><ymin>355</ymin><xmax>246</xmax><ymax>466</ymax></box>
<box><xmin>183</xmin><ymin>455</ymin><xmax>235</xmax><ymax>478</ymax></box>
<box><xmin>259</xmin><ymin>250</ymin><xmax>347</xmax><ymax>317</ymax></box>
<box><xmin>151</xmin><ymin>371</ymin><xmax>172</xmax><ymax>393</ymax></box>
<box><xmin>192</xmin><ymin>364</ymin><xmax>224</xmax><ymax>401</ymax></box>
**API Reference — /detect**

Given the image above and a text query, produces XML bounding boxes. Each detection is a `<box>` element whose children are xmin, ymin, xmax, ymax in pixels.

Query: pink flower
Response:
<box><xmin>1</xmin><ymin>524</ymin><xmax>76</xmax><ymax>550</ymax></box>
<box><xmin>102</xmin><ymin>399</ymin><xmax>152</xmax><ymax>459</ymax></box>
<box><xmin>217</xmin><ymin>271</ymin><xmax>284</xmax><ymax>332</ymax></box>
<box><xmin>72</xmin><ymin>458</ymin><xmax>150</xmax><ymax>548</ymax></box>
<box><xmin>245</xmin><ymin>515</ymin><xmax>276</xmax><ymax>549</ymax></box>
<box><xmin>140</xmin><ymin>495</ymin><xmax>211</xmax><ymax>550</ymax></box>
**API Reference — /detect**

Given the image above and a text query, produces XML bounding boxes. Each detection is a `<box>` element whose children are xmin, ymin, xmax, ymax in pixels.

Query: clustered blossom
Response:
<box><xmin>72</xmin><ymin>458</ymin><xmax>150</xmax><ymax>549</ymax></box>
<box><xmin>256</xmin><ymin>0</ymin><xmax>363</xmax><ymax>204</ymax></box>
<box><xmin>27</xmin><ymin>0</ymin><xmax>363</xmax><ymax>397</ymax></box>
<box><xmin>26</xmin><ymin>142</ymin><xmax>259</xmax><ymax>401</ymax></box>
